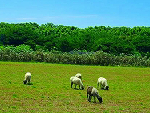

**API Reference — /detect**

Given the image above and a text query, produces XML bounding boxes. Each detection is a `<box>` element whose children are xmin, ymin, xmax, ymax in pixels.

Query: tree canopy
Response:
<box><xmin>0</xmin><ymin>22</ymin><xmax>150</xmax><ymax>56</ymax></box>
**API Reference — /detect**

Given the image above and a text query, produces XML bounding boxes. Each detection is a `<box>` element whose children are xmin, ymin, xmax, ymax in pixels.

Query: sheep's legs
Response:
<box><xmin>88</xmin><ymin>95</ymin><xmax>99</xmax><ymax>103</ymax></box>
<box><xmin>88</xmin><ymin>95</ymin><xmax>92</xmax><ymax>102</ymax></box>
<box><xmin>100</xmin><ymin>84</ymin><xmax>104</xmax><ymax>90</ymax></box>
<box><xmin>71</xmin><ymin>82</ymin><xmax>73</xmax><ymax>88</ymax></box>
<box><xmin>93</xmin><ymin>96</ymin><xmax>96</xmax><ymax>103</ymax></box>
<box><xmin>97</xmin><ymin>82</ymin><xmax>99</xmax><ymax>89</ymax></box>
<box><xmin>87</xmin><ymin>94</ymin><xmax>89</xmax><ymax>101</ymax></box>
<box><xmin>75</xmin><ymin>84</ymin><xmax>77</xmax><ymax>89</ymax></box>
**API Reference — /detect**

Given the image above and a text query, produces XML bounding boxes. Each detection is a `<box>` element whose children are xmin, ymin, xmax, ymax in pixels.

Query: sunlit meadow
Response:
<box><xmin>0</xmin><ymin>62</ymin><xmax>150</xmax><ymax>113</ymax></box>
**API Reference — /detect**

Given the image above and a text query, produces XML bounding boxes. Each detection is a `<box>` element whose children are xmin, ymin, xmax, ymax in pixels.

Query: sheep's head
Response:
<box><xmin>79</xmin><ymin>76</ymin><xmax>82</xmax><ymax>80</ymax></box>
<box><xmin>81</xmin><ymin>86</ymin><xmax>84</xmax><ymax>90</ymax></box>
<box><xmin>98</xmin><ymin>96</ymin><xmax>103</xmax><ymax>103</ymax></box>
<box><xmin>23</xmin><ymin>80</ymin><xmax>27</xmax><ymax>84</ymax></box>
<box><xmin>105</xmin><ymin>86</ymin><xmax>109</xmax><ymax>90</ymax></box>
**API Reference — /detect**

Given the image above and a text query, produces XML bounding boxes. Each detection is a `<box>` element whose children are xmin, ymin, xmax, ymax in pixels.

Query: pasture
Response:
<box><xmin>0</xmin><ymin>62</ymin><xmax>150</xmax><ymax>113</ymax></box>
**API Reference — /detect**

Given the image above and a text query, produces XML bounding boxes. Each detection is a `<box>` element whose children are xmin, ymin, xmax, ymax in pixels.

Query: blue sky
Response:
<box><xmin>0</xmin><ymin>0</ymin><xmax>150</xmax><ymax>28</ymax></box>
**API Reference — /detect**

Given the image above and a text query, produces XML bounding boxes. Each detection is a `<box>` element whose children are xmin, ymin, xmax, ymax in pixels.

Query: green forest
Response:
<box><xmin>1</xmin><ymin>22</ymin><xmax>150</xmax><ymax>66</ymax></box>
<box><xmin>1</xmin><ymin>22</ymin><xmax>150</xmax><ymax>56</ymax></box>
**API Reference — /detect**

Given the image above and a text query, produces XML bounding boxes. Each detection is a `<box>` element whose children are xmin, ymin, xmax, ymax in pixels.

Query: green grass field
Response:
<box><xmin>0</xmin><ymin>62</ymin><xmax>150</xmax><ymax>113</ymax></box>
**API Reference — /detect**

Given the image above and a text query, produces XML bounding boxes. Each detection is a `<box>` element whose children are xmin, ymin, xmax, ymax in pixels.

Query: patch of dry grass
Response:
<box><xmin>0</xmin><ymin>62</ymin><xmax>150</xmax><ymax>113</ymax></box>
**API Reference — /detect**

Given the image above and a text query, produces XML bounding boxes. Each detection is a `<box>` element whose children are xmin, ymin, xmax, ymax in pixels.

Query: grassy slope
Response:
<box><xmin>0</xmin><ymin>62</ymin><xmax>150</xmax><ymax>113</ymax></box>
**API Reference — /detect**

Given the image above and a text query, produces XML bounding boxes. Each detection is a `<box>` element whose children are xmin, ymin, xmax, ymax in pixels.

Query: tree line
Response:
<box><xmin>0</xmin><ymin>22</ymin><xmax>150</xmax><ymax>57</ymax></box>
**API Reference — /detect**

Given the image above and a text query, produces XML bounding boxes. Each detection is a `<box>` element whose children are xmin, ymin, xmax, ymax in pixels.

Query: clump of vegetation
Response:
<box><xmin>0</xmin><ymin>45</ymin><xmax>150</xmax><ymax>67</ymax></box>
<box><xmin>0</xmin><ymin>45</ymin><xmax>34</xmax><ymax>62</ymax></box>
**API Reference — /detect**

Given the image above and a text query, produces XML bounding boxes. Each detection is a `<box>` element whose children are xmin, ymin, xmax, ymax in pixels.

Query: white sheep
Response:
<box><xmin>70</xmin><ymin>76</ymin><xmax>84</xmax><ymax>90</ymax></box>
<box><xmin>87</xmin><ymin>86</ymin><xmax>103</xmax><ymax>103</ymax></box>
<box><xmin>23</xmin><ymin>72</ymin><xmax>31</xmax><ymax>84</ymax></box>
<box><xmin>97</xmin><ymin>77</ymin><xmax>109</xmax><ymax>90</ymax></box>
<box><xmin>75</xmin><ymin>73</ymin><xmax>82</xmax><ymax>80</ymax></box>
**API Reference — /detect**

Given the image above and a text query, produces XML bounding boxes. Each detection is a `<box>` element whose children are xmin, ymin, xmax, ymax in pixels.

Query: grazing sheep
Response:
<box><xmin>23</xmin><ymin>72</ymin><xmax>31</xmax><ymax>84</ymax></box>
<box><xmin>70</xmin><ymin>76</ymin><xmax>84</xmax><ymax>90</ymax></box>
<box><xmin>87</xmin><ymin>86</ymin><xmax>103</xmax><ymax>103</ymax></box>
<box><xmin>97</xmin><ymin>77</ymin><xmax>109</xmax><ymax>90</ymax></box>
<box><xmin>75</xmin><ymin>73</ymin><xmax>82</xmax><ymax>80</ymax></box>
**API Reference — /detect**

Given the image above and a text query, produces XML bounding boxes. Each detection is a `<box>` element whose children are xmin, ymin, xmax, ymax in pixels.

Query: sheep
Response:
<box><xmin>87</xmin><ymin>86</ymin><xmax>103</xmax><ymax>103</ymax></box>
<box><xmin>97</xmin><ymin>77</ymin><xmax>109</xmax><ymax>90</ymax></box>
<box><xmin>23</xmin><ymin>72</ymin><xmax>31</xmax><ymax>84</ymax></box>
<box><xmin>70</xmin><ymin>76</ymin><xmax>84</xmax><ymax>90</ymax></box>
<box><xmin>75</xmin><ymin>73</ymin><xmax>82</xmax><ymax>80</ymax></box>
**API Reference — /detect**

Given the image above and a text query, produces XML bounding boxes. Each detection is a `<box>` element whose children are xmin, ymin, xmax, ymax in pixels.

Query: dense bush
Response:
<box><xmin>0</xmin><ymin>45</ymin><xmax>34</xmax><ymax>62</ymax></box>
<box><xmin>0</xmin><ymin>45</ymin><xmax>150</xmax><ymax>67</ymax></box>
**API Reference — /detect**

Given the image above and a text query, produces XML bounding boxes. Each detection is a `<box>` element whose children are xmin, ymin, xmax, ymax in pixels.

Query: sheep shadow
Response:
<box><xmin>98</xmin><ymin>88</ymin><xmax>109</xmax><ymax>91</ymax></box>
<box><xmin>92</xmin><ymin>102</ymin><xmax>103</xmax><ymax>104</ymax></box>
<box><xmin>87</xmin><ymin>100</ymin><xmax>103</xmax><ymax>104</ymax></box>
<box><xmin>72</xmin><ymin>88</ymin><xmax>84</xmax><ymax>90</ymax></box>
<box><xmin>25</xmin><ymin>82</ymin><xmax>33</xmax><ymax>85</ymax></box>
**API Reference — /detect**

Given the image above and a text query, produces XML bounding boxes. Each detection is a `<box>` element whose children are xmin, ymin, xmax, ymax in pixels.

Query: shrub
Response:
<box><xmin>1</xmin><ymin>45</ymin><xmax>150</xmax><ymax>67</ymax></box>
